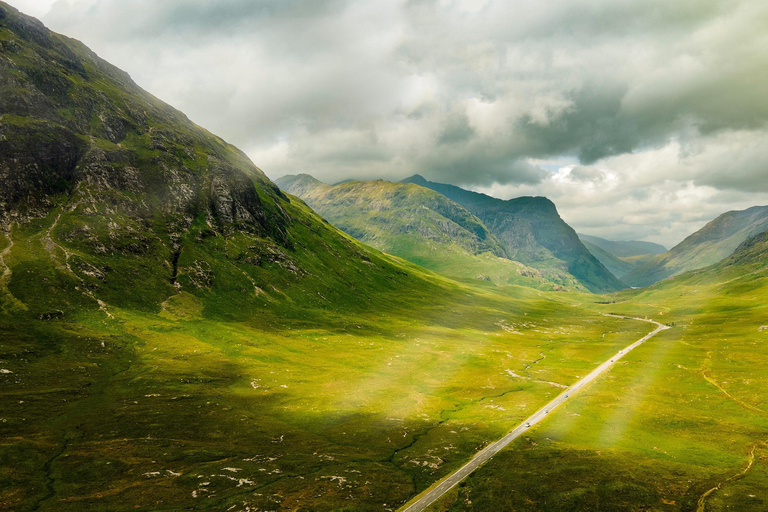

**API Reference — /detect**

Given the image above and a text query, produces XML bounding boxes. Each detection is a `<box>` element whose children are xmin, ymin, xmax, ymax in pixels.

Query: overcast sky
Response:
<box><xmin>8</xmin><ymin>0</ymin><xmax>768</xmax><ymax>247</ymax></box>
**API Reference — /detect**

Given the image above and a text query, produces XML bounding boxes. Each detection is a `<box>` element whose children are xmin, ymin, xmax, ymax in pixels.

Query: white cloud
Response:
<box><xmin>5</xmin><ymin>0</ymin><xmax>768</xmax><ymax>246</ymax></box>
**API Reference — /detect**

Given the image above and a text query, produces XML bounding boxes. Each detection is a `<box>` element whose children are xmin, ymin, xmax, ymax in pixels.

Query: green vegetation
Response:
<box><xmin>581</xmin><ymin>240</ymin><xmax>636</xmax><ymax>279</ymax></box>
<box><xmin>0</xmin><ymin>207</ymin><xmax>654</xmax><ymax>511</ymax></box>
<box><xmin>276</xmin><ymin>175</ymin><xmax>575</xmax><ymax>291</ymax></box>
<box><xmin>580</xmin><ymin>234</ymin><xmax>667</xmax><ymax>280</ymax></box>
<box><xmin>432</xmin><ymin>231</ymin><xmax>768</xmax><ymax>512</ymax></box>
<box><xmin>401</xmin><ymin>175</ymin><xmax>625</xmax><ymax>293</ymax></box>
<box><xmin>624</xmin><ymin>205</ymin><xmax>768</xmax><ymax>287</ymax></box>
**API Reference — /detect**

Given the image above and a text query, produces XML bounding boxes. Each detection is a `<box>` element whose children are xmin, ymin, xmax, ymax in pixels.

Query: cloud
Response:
<box><xmin>5</xmin><ymin>0</ymin><xmax>765</xmax><ymax>245</ymax></box>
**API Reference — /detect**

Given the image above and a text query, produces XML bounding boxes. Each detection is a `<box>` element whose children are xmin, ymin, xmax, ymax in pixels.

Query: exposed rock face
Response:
<box><xmin>0</xmin><ymin>121</ymin><xmax>82</xmax><ymax>222</ymax></box>
<box><xmin>401</xmin><ymin>175</ymin><xmax>626</xmax><ymax>293</ymax></box>
<box><xmin>0</xmin><ymin>2</ymin><xmax>285</xmax><ymax>240</ymax></box>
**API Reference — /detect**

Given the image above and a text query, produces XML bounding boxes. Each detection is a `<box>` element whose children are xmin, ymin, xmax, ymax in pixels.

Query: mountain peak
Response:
<box><xmin>401</xmin><ymin>175</ymin><xmax>624</xmax><ymax>292</ymax></box>
<box><xmin>403</xmin><ymin>174</ymin><xmax>428</xmax><ymax>185</ymax></box>
<box><xmin>623</xmin><ymin>204</ymin><xmax>768</xmax><ymax>287</ymax></box>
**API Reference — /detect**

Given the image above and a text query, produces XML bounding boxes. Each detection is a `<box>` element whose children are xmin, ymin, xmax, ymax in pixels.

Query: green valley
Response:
<box><xmin>429</xmin><ymin>230</ymin><xmax>768</xmax><ymax>512</ymax></box>
<box><xmin>2</xmin><ymin>2</ymin><xmax>768</xmax><ymax>512</ymax></box>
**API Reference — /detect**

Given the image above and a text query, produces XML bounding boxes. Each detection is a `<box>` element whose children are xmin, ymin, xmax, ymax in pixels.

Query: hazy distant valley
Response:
<box><xmin>2</xmin><ymin>2</ymin><xmax>768</xmax><ymax>512</ymax></box>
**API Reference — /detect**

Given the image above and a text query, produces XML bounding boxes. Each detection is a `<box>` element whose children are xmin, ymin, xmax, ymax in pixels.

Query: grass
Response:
<box><xmin>4</xmin><ymin>4</ymin><xmax>768</xmax><ymax>509</ymax></box>
<box><xmin>6</xmin><ymin>183</ymin><xmax>768</xmax><ymax>511</ymax></box>
<box><xmin>0</xmin><ymin>206</ymin><xmax>653</xmax><ymax>511</ymax></box>
<box><xmin>433</xmin><ymin>255</ymin><xmax>768</xmax><ymax>511</ymax></box>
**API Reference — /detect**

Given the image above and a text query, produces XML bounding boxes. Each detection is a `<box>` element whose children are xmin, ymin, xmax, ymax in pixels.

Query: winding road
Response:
<box><xmin>399</xmin><ymin>315</ymin><xmax>670</xmax><ymax>512</ymax></box>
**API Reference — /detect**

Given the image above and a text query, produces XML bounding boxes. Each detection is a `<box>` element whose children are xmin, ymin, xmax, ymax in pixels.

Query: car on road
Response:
<box><xmin>525</xmin><ymin>422</ymin><xmax>530</xmax><ymax>427</ymax></box>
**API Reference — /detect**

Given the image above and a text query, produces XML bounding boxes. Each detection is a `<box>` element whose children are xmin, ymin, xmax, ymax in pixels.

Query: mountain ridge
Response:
<box><xmin>276</xmin><ymin>174</ymin><xmax>571</xmax><ymax>290</ymax></box>
<box><xmin>578</xmin><ymin>234</ymin><xmax>666</xmax><ymax>279</ymax></box>
<box><xmin>623</xmin><ymin>205</ymin><xmax>768</xmax><ymax>287</ymax></box>
<box><xmin>401</xmin><ymin>175</ymin><xmax>625</xmax><ymax>293</ymax></box>
<box><xmin>0</xmin><ymin>0</ymin><xmax>442</xmax><ymax>320</ymax></box>
<box><xmin>577</xmin><ymin>234</ymin><xmax>666</xmax><ymax>257</ymax></box>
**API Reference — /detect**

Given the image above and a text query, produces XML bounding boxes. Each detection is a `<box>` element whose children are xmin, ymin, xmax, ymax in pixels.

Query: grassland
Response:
<box><xmin>0</xmin><ymin>209</ymin><xmax>655</xmax><ymax>511</ymax></box>
<box><xmin>5</xmin><ymin>190</ymin><xmax>767</xmax><ymax>512</ymax></box>
<box><xmin>430</xmin><ymin>248</ymin><xmax>768</xmax><ymax>511</ymax></box>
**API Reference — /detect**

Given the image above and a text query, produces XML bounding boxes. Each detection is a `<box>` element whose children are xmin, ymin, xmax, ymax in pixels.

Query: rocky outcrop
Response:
<box><xmin>0</xmin><ymin>1</ymin><xmax>286</xmax><ymax>241</ymax></box>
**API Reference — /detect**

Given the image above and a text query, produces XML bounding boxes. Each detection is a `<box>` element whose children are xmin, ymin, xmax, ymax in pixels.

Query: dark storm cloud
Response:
<box><xmin>39</xmin><ymin>0</ymin><xmax>768</xmax><ymax>187</ymax></box>
<box><xmin>437</xmin><ymin>113</ymin><xmax>475</xmax><ymax>146</ymax></box>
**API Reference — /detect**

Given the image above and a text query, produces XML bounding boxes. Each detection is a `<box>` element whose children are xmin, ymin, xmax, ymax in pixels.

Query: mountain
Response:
<box><xmin>578</xmin><ymin>234</ymin><xmax>666</xmax><ymax>279</ymax></box>
<box><xmin>577</xmin><ymin>234</ymin><xmax>666</xmax><ymax>258</ymax></box>
<box><xmin>623</xmin><ymin>205</ymin><xmax>768</xmax><ymax>287</ymax></box>
<box><xmin>0</xmin><ymin>1</ymin><xmax>446</xmax><ymax>322</ymax></box>
<box><xmin>580</xmin><ymin>240</ymin><xmax>635</xmax><ymax>279</ymax></box>
<box><xmin>401</xmin><ymin>175</ymin><xmax>625</xmax><ymax>293</ymax></box>
<box><xmin>276</xmin><ymin>174</ymin><xmax>564</xmax><ymax>290</ymax></box>
<box><xmin>0</xmin><ymin>5</ymin><xmax>480</xmax><ymax>510</ymax></box>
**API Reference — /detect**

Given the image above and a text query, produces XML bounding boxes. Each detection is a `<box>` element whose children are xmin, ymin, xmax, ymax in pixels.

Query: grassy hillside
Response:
<box><xmin>276</xmin><ymin>174</ymin><xmax>576</xmax><ymax>291</ymax></box>
<box><xmin>623</xmin><ymin>205</ymin><xmax>768</xmax><ymax>287</ymax></box>
<box><xmin>432</xmin><ymin>231</ymin><xmax>768</xmax><ymax>512</ymax></box>
<box><xmin>0</xmin><ymin>4</ymin><xmax>658</xmax><ymax>511</ymax></box>
<box><xmin>579</xmin><ymin>235</ymin><xmax>667</xmax><ymax>280</ymax></box>
<box><xmin>401</xmin><ymin>175</ymin><xmax>625</xmax><ymax>293</ymax></box>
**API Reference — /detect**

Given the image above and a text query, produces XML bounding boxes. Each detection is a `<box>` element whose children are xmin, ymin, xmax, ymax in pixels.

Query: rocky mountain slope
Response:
<box><xmin>580</xmin><ymin>240</ymin><xmax>636</xmax><ymax>279</ymax></box>
<box><xmin>277</xmin><ymin>174</ymin><xmax>566</xmax><ymax>289</ymax></box>
<box><xmin>401</xmin><ymin>175</ymin><xmax>625</xmax><ymax>293</ymax></box>
<box><xmin>0</xmin><ymin>1</ymin><xmax>439</xmax><ymax>321</ymax></box>
<box><xmin>623</xmin><ymin>205</ymin><xmax>768</xmax><ymax>287</ymax></box>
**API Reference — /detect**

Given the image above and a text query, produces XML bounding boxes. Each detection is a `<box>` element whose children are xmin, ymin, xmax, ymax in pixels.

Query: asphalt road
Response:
<box><xmin>399</xmin><ymin>315</ymin><xmax>670</xmax><ymax>512</ymax></box>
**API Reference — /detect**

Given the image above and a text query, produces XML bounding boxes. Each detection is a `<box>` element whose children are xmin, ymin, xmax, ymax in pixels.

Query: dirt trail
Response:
<box><xmin>45</xmin><ymin>212</ymin><xmax>79</xmax><ymax>278</ymax></box>
<box><xmin>702</xmin><ymin>354</ymin><xmax>766</xmax><ymax>414</ymax></box>
<box><xmin>1</xmin><ymin>228</ymin><xmax>13</xmax><ymax>278</ymax></box>
<box><xmin>696</xmin><ymin>443</ymin><xmax>761</xmax><ymax>512</ymax></box>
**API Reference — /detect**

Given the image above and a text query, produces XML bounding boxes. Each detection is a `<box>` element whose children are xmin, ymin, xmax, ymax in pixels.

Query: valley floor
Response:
<box><xmin>2</xmin><ymin>282</ymin><xmax>653</xmax><ymax>511</ymax></box>
<box><xmin>2</xmin><ymin>236</ymin><xmax>768</xmax><ymax>511</ymax></box>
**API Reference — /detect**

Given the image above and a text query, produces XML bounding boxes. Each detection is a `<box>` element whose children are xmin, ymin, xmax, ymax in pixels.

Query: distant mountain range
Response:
<box><xmin>623</xmin><ymin>205</ymin><xmax>768</xmax><ymax>287</ymax></box>
<box><xmin>400</xmin><ymin>175</ymin><xmax>625</xmax><ymax>293</ymax></box>
<box><xmin>578</xmin><ymin>234</ymin><xmax>666</xmax><ymax>280</ymax></box>
<box><xmin>276</xmin><ymin>174</ymin><xmax>569</xmax><ymax>290</ymax></box>
<box><xmin>578</xmin><ymin>234</ymin><xmax>666</xmax><ymax>258</ymax></box>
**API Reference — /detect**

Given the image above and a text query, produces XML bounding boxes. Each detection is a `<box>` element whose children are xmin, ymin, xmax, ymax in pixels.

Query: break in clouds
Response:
<box><xmin>15</xmin><ymin>0</ymin><xmax>768</xmax><ymax>245</ymax></box>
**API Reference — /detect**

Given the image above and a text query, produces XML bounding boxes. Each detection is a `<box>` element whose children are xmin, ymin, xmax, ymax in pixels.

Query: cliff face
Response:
<box><xmin>0</xmin><ymin>1</ymin><xmax>288</xmax><ymax>243</ymax></box>
<box><xmin>402</xmin><ymin>175</ymin><xmax>625</xmax><ymax>293</ymax></box>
